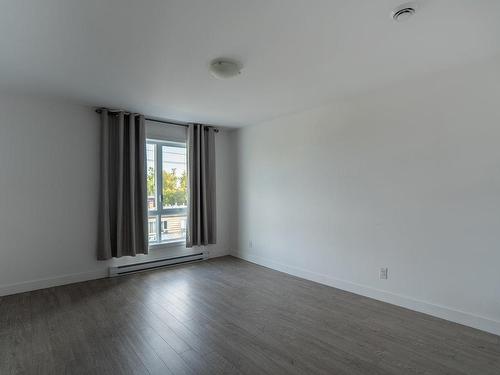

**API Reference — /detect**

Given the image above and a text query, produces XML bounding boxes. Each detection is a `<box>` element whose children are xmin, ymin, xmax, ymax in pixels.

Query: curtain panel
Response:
<box><xmin>186</xmin><ymin>124</ymin><xmax>217</xmax><ymax>247</ymax></box>
<box><xmin>97</xmin><ymin>110</ymin><xmax>148</xmax><ymax>260</ymax></box>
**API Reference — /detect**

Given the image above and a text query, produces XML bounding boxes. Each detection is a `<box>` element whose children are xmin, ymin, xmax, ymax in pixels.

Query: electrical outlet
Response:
<box><xmin>380</xmin><ymin>267</ymin><xmax>388</xmax><ymax>280</ymax></box>
<box><xmin>249</xmin><ymin>240</ymin><xmax>253</xmax><ymax>249</ymax></box>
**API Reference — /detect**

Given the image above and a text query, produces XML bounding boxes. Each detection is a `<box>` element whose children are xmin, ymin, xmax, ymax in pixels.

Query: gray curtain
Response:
<box><xmin>186</xmin><ymin>124</ymin><xmax>217</xmax><ymax>247</ymax></box>
<box><xmin>97</xmin><ymin>110</ymin><xmax>148</xmax><ymax>260</ymax></box>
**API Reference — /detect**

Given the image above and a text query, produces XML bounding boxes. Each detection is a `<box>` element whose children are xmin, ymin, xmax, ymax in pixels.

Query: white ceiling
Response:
<box><xmin>1</xmin><ymin>0</ymin><xmax>499</xmax><ymax>127</ymax></box>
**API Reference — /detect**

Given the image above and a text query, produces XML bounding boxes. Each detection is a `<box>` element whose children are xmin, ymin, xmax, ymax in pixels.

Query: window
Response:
<box><xmin>146</xmin><ymin>140</ymin><xmax>187</xmax><ymax>245</ymax></box>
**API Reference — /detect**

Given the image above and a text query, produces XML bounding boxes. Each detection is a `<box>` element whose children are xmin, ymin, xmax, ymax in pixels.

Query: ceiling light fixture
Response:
<box><xmin>209</xmin><ymin>58</ymin><xmax>243</xmax><ymax>79</ymax></box>
<box><xmin>392</xmin><ymin>3</ymin><xmax>416</xmax><ymax>22</ymax></box>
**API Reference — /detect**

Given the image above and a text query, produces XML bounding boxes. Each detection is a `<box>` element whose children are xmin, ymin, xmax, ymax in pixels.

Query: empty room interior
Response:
<box><xmin>1</xmin><ymin>1</ymin><xmax>500</xmax><ymax>374</ymax></box>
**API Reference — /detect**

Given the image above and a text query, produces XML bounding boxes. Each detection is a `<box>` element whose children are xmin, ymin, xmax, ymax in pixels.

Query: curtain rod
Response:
<box><xmin>94</xmin><ymin>108</ymin><xmax>219</xmax><ymax>132</ymax></box>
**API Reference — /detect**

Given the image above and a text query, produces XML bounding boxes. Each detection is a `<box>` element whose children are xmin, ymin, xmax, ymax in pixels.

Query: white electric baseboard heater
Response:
<box><xmin>109</xmin><ymin>252</ymin><xmax>206</xmax><ymax>277</ymax></box>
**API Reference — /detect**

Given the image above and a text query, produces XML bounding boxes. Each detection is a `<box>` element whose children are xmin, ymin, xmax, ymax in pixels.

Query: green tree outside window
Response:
<box><xmin>147</xmin><ymin>166</ymin><xmax>187</xmax><ymax>207</ymax></box>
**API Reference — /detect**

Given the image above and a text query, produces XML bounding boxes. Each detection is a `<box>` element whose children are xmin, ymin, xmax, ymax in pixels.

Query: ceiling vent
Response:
<box><xmin>392</xmin><ymin>5</ymin><xmax>416</xmax><ymax>21</ymax></box>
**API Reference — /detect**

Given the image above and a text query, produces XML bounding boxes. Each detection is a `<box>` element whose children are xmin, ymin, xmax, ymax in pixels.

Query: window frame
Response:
<box><xmin>147</xmin><ymin>139</ymin><xmax>188</xmax><ymax>247</ymax></box>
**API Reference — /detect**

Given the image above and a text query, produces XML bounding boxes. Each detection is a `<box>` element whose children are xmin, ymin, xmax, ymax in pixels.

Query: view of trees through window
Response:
<box><xmin>147</xmin><ymin>166</ymin><xmax>187</xmax><ymax>207</ymax></box>
<box><xmin>146</xmin><ymin>142</ymin><xmax>187</xmax><ymax>244</ymax></box>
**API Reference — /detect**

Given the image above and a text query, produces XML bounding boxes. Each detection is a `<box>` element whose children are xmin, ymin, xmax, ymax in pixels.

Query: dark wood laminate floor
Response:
<box><xmin>1</xmin><ymin>256</ymin><xmax>499</xmax><ymax>375</ymax></box>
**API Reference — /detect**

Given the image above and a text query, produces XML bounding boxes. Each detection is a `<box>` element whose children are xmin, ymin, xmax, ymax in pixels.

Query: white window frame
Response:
<box><xmin>147</xmin><ymin>139</ymin><xmax>187</xmax><ymax>247</ymax></box>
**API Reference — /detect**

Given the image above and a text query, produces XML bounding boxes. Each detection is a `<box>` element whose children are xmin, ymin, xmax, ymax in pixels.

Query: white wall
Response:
<box><xmin>233</xmin><ymin>57</ymin><xmax>500</xmax><ymax>335</ymax></box>
<box><xmin>0</xmin><ymin>92</ymin><xmax>235</xmax><ymax>295</ymax></box>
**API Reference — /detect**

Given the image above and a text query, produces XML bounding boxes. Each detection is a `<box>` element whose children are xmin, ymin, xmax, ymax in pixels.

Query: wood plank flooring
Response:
<box><xmin>1</xmin><ymin>256</ymin><xmax>498</xmax><ymax>374</ymax></box>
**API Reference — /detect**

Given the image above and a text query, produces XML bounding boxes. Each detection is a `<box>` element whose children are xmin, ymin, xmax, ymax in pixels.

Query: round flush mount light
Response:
<box><xmin>392</xmin><ymin>3</ymin><xmax>416</xmax><ymax>21</ymax></box>
<box><xmin>209</xmin><ymin>58</ymin><xmax>243</xmax><ymax>79</ymax></box>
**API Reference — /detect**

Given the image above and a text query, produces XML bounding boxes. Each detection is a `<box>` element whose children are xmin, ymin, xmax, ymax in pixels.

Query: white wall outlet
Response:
<box><xmin>380</xmin><ymin>267</ymin><xmax>388</xmax><ymax>280</ymax></box>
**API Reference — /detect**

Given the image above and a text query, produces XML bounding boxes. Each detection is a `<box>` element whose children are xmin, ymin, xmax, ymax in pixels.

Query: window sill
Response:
<box><xmin>149</xmin><ymin>240</ymin><xmax>186</xmax><ymax>250</ymax></box>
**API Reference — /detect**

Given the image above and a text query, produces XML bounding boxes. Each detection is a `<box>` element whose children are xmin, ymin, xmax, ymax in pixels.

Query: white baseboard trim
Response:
<box><xmin>233</xmin><ymin>251</ymin><xmax>500</xmax><ymax>336</ymax></box>
<box><xmin>0</xmin><ymin>269</ymin><xmax>108</xmax><ymax>297</ymax></box>
<box><xmin>206</xmin><ymin>249</ymin><xmax>231</xmax><ymax>259</ymax></box>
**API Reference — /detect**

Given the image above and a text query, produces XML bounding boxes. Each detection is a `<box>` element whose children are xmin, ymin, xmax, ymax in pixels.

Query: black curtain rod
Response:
<box><xmin>94</xmin><ymin>108</ymin><xmax>219</xmax><ymax>132</ymax></box>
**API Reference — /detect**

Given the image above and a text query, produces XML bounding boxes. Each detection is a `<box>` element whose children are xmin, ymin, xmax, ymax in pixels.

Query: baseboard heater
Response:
<box><xmin>109</xmin><ymin>252</ymin><xmax>206</xmax><ymax>277</ymax></box>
